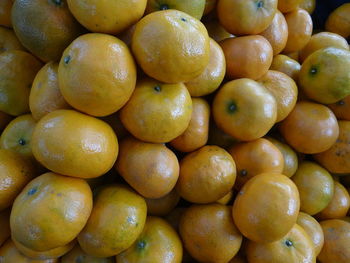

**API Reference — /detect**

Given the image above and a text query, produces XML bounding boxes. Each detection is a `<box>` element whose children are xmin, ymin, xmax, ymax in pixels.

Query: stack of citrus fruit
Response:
<box><xmin>0</xmin><ymin>0</ymin><xmax>350</xmax><ymax>262</ymax></box>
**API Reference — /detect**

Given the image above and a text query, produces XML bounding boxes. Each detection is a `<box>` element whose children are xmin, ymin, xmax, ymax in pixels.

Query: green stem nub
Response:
<box><xmin>285</xmin><ymin>239</ymin><xmax>293</xmax><ymax>247</ymax></box>
<box><xmin>160</xmin><ymin>4</ymin><xmax>169</xmax><ymax>10</ymax></box>
<box><xmin>227</xmin><ymin>101</ymin><xmax>237</xmax><ymax>114</ymax></box>
<box><xmin>240</xmin><ymin>169</ymin><xmax>248</xmax><ymax>177</ymax></box>
<box><xmin>154</xmin><ymin>85</ymin><xmax>161</xmax><ymax>92</ymax></box>
<box><xmin>64</xmin><ymin>55</ymin><xmax>71</xmax><ymax>65</ymax></box>
<box><xmin>337</xmin><ymin>100</ymin><xmax>345</xmax><ymax>106</ymax></box>
<box><xmin>257</xmin><ymin>1</ymin><xmax>264</xmax><ymax>8</ymax></box>
<box><xmin>53</xmin><ymin>0</ymin><xmax>63</xmax><ymax>6</ymax></box>
<box><xmin>137</xmin><ymin>240</ymin><xmax>146</xmax><ymax>250</ymax></box>
<box><xmin>309</xmin><ymin>66</ymin><xmax>317</xmax><ymax>75</ymax></box>
<box><xmin>18</xmin><ymin>138</ymin><xmax>26</xmax><ymax>146</ymax></box>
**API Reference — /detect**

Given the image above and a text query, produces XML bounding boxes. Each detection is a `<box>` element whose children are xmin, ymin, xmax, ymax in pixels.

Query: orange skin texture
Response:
<box><xmin>213</xmin><ymin>78</ymin><xmax>277</xmax><ymax>141</ymax></box>
<box><xmin>120</xmin><ymin>78</ymin><xmax>192</xmax><ymax>143</ymax></box>
<box><xmin>265</xmin><ymin>137</ymin><xmax>298</xmax><ymax>177</ymax></box>
<box><xmin>30</xmin><ymin>62</ymin><xmax>71</xmax><ymax>121</ymax></box>
<box><xmin>145</xmin><ymin>188</ymin><xmax>180</xmax><ymax>216</ymax></box>
<box><xmin>60</xmin><ymin>244</ymin><xmax>115</xmax><ymax>263</ymax></box>
<box><xmin>185</xmin><ymin>39</ymin><xmax>226</xmax><ymax>97</ymax></box>
<box><xmin>246</xmin><ymin>224</ymin><xmax>315</xmax><ymax>263</ymax></box>
<box><xmin>12</xmin><ymin>238</ymin><xmax>76</xmax><ymax>260</ymax></box>
<box><xmin>318</xmin><ymin>219</ymin><xmax>350</xmax><ymax>263</ymax></box>
<box><xmin>259</xmin><ymin>11</ymin><xmax>288</xmax><ymax>55</ymax></box>
<box><xmin>270</xmin><ymin>54</ymin><xmax>301</xmax><ymax>81</ymax></box>
<box><xmin>299</xmin><ymin>32</ymin><xmax>349</xmax><ymax>62</ymax></box>
<box><xmin>0</xmin><ymin>114</ymin><xmax>36</xmax><ymax>158</ymax></box>
<box><xmin>317</xmin><ymin>181</ymin><xmax>350</xmax><ymax>220</ymax></box>
<box><xmin>299</xmin><ymin>0</ymin><xmax>316</xmax><ymax>14</ymax></box>
<box><xmin>0</xmin><ymin>209</ymin><xmax>10</xmax><ymax>246</ymax></box>
<box><xmin>132</xmin><ymin>10</ymin><xmax>210</xmax><ymax>83</ymax></box>
<box><xmin>217</xmin><ymin>0</ymin><xmax>277</xmax><ymax>35</ymax></box>
<box><xmin>279</xmin><ymin>101</ymin><xmax>339</xmax><ymax>154</ymax></box>
<box><xmin>58</xmin><ymin>33</ymin><xmax>137</xmax><ymax>117</ymax></box>
<box><xmin>116</xmin><ymin>216</ymin><xmax>183</xmax><ymax>263</ymax></box>
<box><xmin>179</xmin><ymin>204</ymin><xmax>242</xmax><ymax>263</ymax></box>
<box><xmin>32</xmin><ymin>109</ymin><xmax>118</xmax><ymax>179</ymax></box>
<box><xmin>229</xmin><ymin>138</ymin><xmax>284</xmax><ymax>189</ymax></box>
<box><xmin>204</xmin><ymin>20</ymin><xmax>235</xmax><ymax>43</ymax></box>
<box><xmin>292</xmin><ymin>161</ymin><xmax>334</xmax><ymax>215</ymax></box>
<box><xmin>176</xmin><ymin>145</ymin><xmax>236</xmax><ymax>204</ymax></box>
<box><xmin>78</xmin><ymin>185</ymin><xmax>147</xmax><ymax>258</ymax></box>
<box><xmin>314</xmin><ymin>121</ymin><xmax>350</xmax><ymax>174</ymax></box>
<box><xmin>0</xmin><ymin>50</ymin><xmax>42</xmax><ymax>116</ymax></box>
<box><xmin>170</xmin><ymin>98</ymin><xmax>210</xmax><ymax>153</ymax></box>
<box><xmin>11</xmin><ymin>0</ymin><xmax>83</xmax><ymax>62</ymax></box>
<box><xmin>67</xmin><ymin>0</ymin><xmax>146</xmax><ymax>34</ymax></box>
<box><xmin>328</xmin><ymin>95</ymin><xmax>350</xmax><ymax>121</ymax></box>
<box><xmin>258</xmin><ymin>70</ymin><xmax>298</xmax><ymax>122</ymax></box>
<box><xmin>297</xmin><ymin>212</ymin><xmax>324</xmax><ymax>256</ymax></box>
<box><xmin>283</xmin><ymin>8</ymin><xmax>313</xmax><ymax>53</ymax></box>
<box><xmin>0</xmin><ymin>149</ymin><xmax>37</xmax><ymax>210</ymax></box>
<box><xmin>325</xmin><ymin>3</ymin><xmax>350</xmax><ymax>38</ymax></box>
<box><xmin>0</xmin><ymin>26</ymin><xmax>25</xmax><ymax>53</ymax></box>
<box><xmin>116</xmin><ymin>137</ymin><xmax>179</xmax><ymax>199</ymax></box>
<box><xmin>0</xmin><ymin>0</ymin><xmax>13</xmax><ymax>27</ymax></box>
<box><xmin>220</xmin><ymin>35</ymin><xmax>273</xmax><ymax>80</ymax></box>
<box><xmin>0</xmin><ymin>239</ymin><xmax>58</xmax><ymax>263</ymax></box>
<box><xmin>233</xmin><ymin>173</ymin><xmax>300</xmax><ymax>243</ymax></box>
<box><xmin>278</xmin><ymin>0</ymin><xmax>302</xmax><ymax>13</ymax></box>
<box><xmin>10</xmin><ymin>172</ymin><xmax>92</xmax><ymax>252</ymax></box>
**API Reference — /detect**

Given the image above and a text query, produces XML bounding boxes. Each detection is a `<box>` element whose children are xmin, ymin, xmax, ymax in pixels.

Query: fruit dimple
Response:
<box><xmin>227</xmin><ymin>100</ymin><xmax>237</xmax><ymax>114</ymax></box>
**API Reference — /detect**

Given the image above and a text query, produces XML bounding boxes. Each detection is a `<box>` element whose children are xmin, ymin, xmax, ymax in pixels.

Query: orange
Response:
<box><xmin>259</xmin><ymin>11</ymin><xmax>288</xmax><ymax>55</ymax></box>
<box><xmin>278</xmin><ymin>0</ymin><xmax>302</xmax><ymax>13</ymax></box>
<box><xmin>10</xmin><ymin>172</ymin><xmax>92</xmax><ymax>252</ymax></box>
<box><xmin>258</xmin><ymin>70</ymin><xmax>298</xmax><ymax>122</ymax></box>
<box><xmin>297</xmin><ymin>212</ymin><xmax>324</xmax><ymax>256</ymax></box>
<box><xmin>317</xmin><ymin>181</ymin><xmax>350</xmax><ymax>220</ymax></box>
<box><xmin>0</xmin><ymin>114</ymin><xmax>36</xmax><ymax>158</ymax></box>
<box><xmin>314</xmin><ymin>121</ymin><xmax>350</xmax><ymax>174</ymax></box>
<box><xmin>207</xmin><ymin>122</ymin><xmax>237</xmax><ymax>150</ymax></box>
<box><xmin>220</xmin><ymin>35</ymin><xmax>273</xmax><ymax>80</ymax></box>
<box><xmin>0</xmin><ymin>239</ymin><xmax>58</xmax><ymax>263</ymax></box>
<box><xmin>299</xmin><ymin>0</ymin><xmax>316</xmax><ymax>14</ymax></box>
<box><xmin>0</xmin><ymin>50</ymin><xmax>42</xmax><ymax>116</ymax></box>
<box><xmin>216</xmin><ymin>189</ymin><xmax>234</xmax><ymax>205</ymax></box>
<box><xmin>185</xmin><ymin>38</ymin><xmax>226</xmax><ymax>97</ymax></box>
<box><xmin>270</xmin><ymin>54</ymin><xmax>301</xmax><ymax>81</ymax></box>
<box><xmin>58</xmin><ymin>33</ymin><xmax>136</xmax><ymax>117</ymax></box>
<box><xmin>132</xmin><ymin>10</ymin><xmax>210</xmax><ymax>83</ymax></box>
<box><xmin>145</xmin><ymin>188</ymin><xmax>180</xmax><ymax>216</ymax></box>
<box><xmin>100</xmin><ymin>113</ymin><xmax>130</xmax><ymax>141</ymax></box>
<box><xmin>116</xmin><ymin>216</ymin><xmax>183</xmax><ymax>263</ymax></box>
<box><xmin>246</xmin><ymin>224</ymin><xmax>315</xmax><ymax>263</ymax></box>
<box><xmin>30</xmin><ymin>62</ymin><xmax>71</xmax><ymax>121</ymax></box>
<box><xmin>0</xmin><ymin>111</ymin><xmax>12</xmax><ymax>131</ymax></box>
<box><xmin>32</xmin><ymin>110</ymin><xmax>118</xmax><ymax>179</ymax></box>
<box><xmin>283</xmin><ymin>8</ymin><xmax>313</xmax><ymax>53</ymax></box>
<box><xmin>145</xmin><ymin>0</ymin><xmax>205</xmax><ymax>20</ymax></box>
<box><xmin>217</xmin><ymin>0</ymin><xmax>277</xmax><ymax>35</ymax></box>
<box><xmin>204</xmin><ymin>0</ymin><xmax>217</xmax><ymax>15</ymax></box>
<box><xmin>0</xmin><ymin>0</ymin><xmax>13</xmax><ymax>28</ymax></box>
<box><xmin>279</xmin><ymin>101</ymin><xmax>339</xmax><ymax>154</ymax></box>
<box><xmin>117</xmin><ymin>25</ymin><xmax>136</xmax><ymax>48</ymax></box>
<box><xmin>325</xmin><ymin>3</ymin><xmax>350</xmax><ymax>38</ymax></box>
<box><xmin>116</xmin><ymin>136</ymin><xmax>179</xmax><ymax>199</ymax></box>
<box><xmin>60</xmin><ymin>244</ymin><xmax>114</xmax><ymax>263</ymax></box>
<box><xmin>0</xmin><ymin>149</ymin><xmax>36</xmax><ymax>211</ymax></box>
<box><xmin>204</xmin><ymin>20</ymin><xmax>234</xmax><ymax>42</ymax></box>
<box><xmin>120</xmin><ymin>78</ymin><xmax>192</xmax><ymax>143</ymax></box>
<box><xmin>299</xmin><ymin>32</ymin><xmax>349</xmax><ymax>62</ymax></box>
<box><xmin>170</xmin><ymin>98</ymin><xmax>210</xmax><ymax>152</ymax></box>
<box><xmin>292</xmin><ymin>161</ymin><xmax>334</xmax><ymax>215</ymax></box>
<box><xmin>0</xmin><ymin>209</ymin><xmax>10</xmax><ymax>246</ymax></box>
<box><xmin>11</xmin><ymin>0</ymin><xmax>83</xmax><ymax>62</ymax></box>
<box><xmin>265</xmin><ymin>137</ymin><xmax>298</xmax><ymax>177</ymax></box>
<box><xmin>0</xmin><ymin>26</ymin><xmax>25</xmax><ymax>53</ymax></box>
<box><xmin>328</xmin><ymin>95</ymin><xmax>350</xmax><ymax>121</ymax></box>
<box><xmin>229</xmin><ymin>138</ymin><xmax>284</xmax><ymax>189</ymax></box>
<box><xmin>233</xmin><ymin>173</ymin><xmax>300</xmax><ymax>243</ymax></box>
<box><xmin>67</xmin><ymin>0</ymin><xmax>146</xmax><ymax>34</ymax></box>
<box><xmin>299</xmin><ymin>47</ymin><xmax>350</xmax><ymax>104</ymax></box>
<box><xmin>213</xmin><ymin>78</ymin><xmax>277</xmax><ymax>141</ymax></box>
<box><xmin>285</xmin><ymin>51</ymin><xmax>300</xmax><ymax>61</ymax></box>
<box><xmin>78</xmin><ymin>184</ymin><xmax>147</xmax><ymax>257</ymax></box>
<box><xmin>176</xmin><ymin>145</ymin><xmax>236</xmax><ymax>203</ymax></box>
<box><xmin>318</xmin><ymin>219</ymin><xmax>350</xmax><ymax>263</ymax></box>
<box><xmin>179</xmin><ymin>204</ymin><xmax>242</xmax><ymax>263</ymax></box>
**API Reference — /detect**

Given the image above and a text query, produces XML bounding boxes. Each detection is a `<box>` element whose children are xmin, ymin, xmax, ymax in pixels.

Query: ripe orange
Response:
<box><xmin>220</xmin><ymin>35</ymin><xmax>273</xmax><ymax>80</ymax></box>
<box><xmin>176</xmin><ymin>145</ymin><xmax>236</xmax><ymax>203</ymax></box>
<box><xmin>270</xmin><ymin>54</ymin><xmax>301</xmax><ymax>81</ymax></box>
<box><xmin>204</xmin><ymin>20</ymin><xmax>234</xmax><ymax>42</ymax></box>
<box><xmin>132</xmin><ymin>9</ymin><xmax>210</xmax><ymax>83</ymax></box>
<box><xmin>0</xmin><ymin>26</ymin><xmax>25</xmax><ymax>53</ymax></box>
<box><xmin>278</xmin><ymin>0</ymin><xmax>302</xmax><ymax>13</ymax></box>
<box><xmin>328</xmin><ymin>95</ymin><xmax>350</xmax><ymax>121</ymax></box>
<box><xmin>145</xmin><ymin>188</ymin><xmax>180</xmax><ymax>216</ymax></box>
<box><xmin>180</xmin><ymin>204</ymin><xmax>242</xmax><ymax>263</ymax></box>
<box><xmin>60</xmin><ymin>244</ymin><xmax>114</xmax><ymax>263</ymax></box>
<box><xmin>213</xmin><ymin>78</ymin><xmax>277</xmax><ymax>141</ymax></box>
<box><xmin>325</xmin><ymin>3</ymin><xmax>350</xmax><ymax>38</ymax></box>
<box><xmin>299</xmin><ymin>0</ymin><xmax>316</xmax><ymax>14</ymax></box>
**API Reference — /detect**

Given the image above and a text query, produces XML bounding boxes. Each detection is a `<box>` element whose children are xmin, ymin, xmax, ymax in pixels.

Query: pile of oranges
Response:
<box><xmin>0</xmin><ymin>0</ymin><xmax>350</xmax><ymax>262</ymax></box>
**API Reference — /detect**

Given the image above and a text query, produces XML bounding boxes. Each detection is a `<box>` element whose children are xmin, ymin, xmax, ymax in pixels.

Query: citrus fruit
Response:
<box><xmin>204</xmin><ymin>20</ymin><xmax>234</xmax><ymax>42</ymax></box>
<box><xmin>216</xmin><ymin>189</ymin><xmax>234</xmax><ymax>205</ymax></box>
<box><xmin>204</xmin><ymin>0</ymin><xmax>217</xmax><ymax>15</ymax></box>
<box><xmin>270</xmin><ymin>54</ymin><xmax>301</xmax><ymax>81</ymax></box>
<box><xmin>144</xmin><ymin>188</ymin><xmax>180</xmax><ymax>216</ymax></box>
<box><xmin>328</xmin><ymin>95</ymin><xmax>350</xmax><ymax>121</ymax></box>
<box><xmin>0</xmin><ymin>0</ymin><xmax>13</xmax><ymax>28</ymax></box>
<box><xmin>0</xmin><ymin>26</ymin><xmax>24</xmax><ymax>53</ymax></box>
<box><xmin>60</xmin><ymin>244</ymin><xmax>114</xmax><ymax>263</ymax></box>
<box><xmin>299</xmin><ymin>0</ymin><xmax>315</xmax><ymax>14</ymax></box>
<box><xmin>278</xmin><ymin>0</ymin><xmax>302</xmax><ymax>13</ymax></box>
<box><xmin>325</xmin><ymin>3</ymin><xmax>350</xmax><ymax>38</ymax></box>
